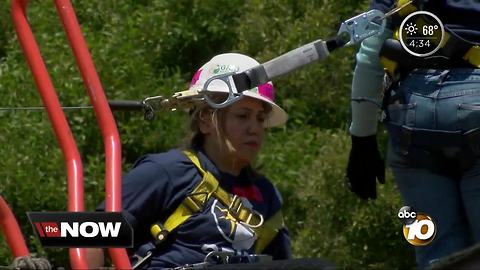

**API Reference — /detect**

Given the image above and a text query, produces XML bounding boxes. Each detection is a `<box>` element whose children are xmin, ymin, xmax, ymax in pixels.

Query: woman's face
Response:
<box><xmin>220</xmin><ymin>97</ymin><xmax>267</xmax><ymax>164</ymax></box>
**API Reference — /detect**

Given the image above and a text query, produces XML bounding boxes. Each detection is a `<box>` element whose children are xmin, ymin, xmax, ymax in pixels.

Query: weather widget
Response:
<box><xmin>399</xmin><ymin>11</ymin><xmax>444</xmax><ymax>57</ymax></box>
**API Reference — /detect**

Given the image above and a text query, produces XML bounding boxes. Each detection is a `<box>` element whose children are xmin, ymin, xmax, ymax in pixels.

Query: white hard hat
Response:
<box><xmin>188</xmin><ymin>53</ymin><xmax>288</xmax><ymax>127</ymax></box>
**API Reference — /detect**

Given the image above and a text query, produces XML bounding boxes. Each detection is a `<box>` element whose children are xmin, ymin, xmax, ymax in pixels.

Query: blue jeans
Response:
<box><xmin>386</xmin><ymin>69</ymin><xmax>480</xmax><ymax>268</ymax></box>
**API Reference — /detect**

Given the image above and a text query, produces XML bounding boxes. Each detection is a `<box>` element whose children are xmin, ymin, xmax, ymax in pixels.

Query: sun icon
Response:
<box><xmin>405</xmin><ymin>22</ymin><xmax>418</xmax><ymax>35</ymax></box>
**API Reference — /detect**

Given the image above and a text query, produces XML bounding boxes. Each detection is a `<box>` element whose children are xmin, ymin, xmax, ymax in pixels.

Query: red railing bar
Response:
<box><xmin>11</xmin><ymin>0</ymin><xmax>87</xmax><ymax>268</ymax></box>
<box><xmin>0</xmin><ymin>196</ymin><xmax>30</xmax><ymax>258</ymax></box>
<box><xmin>53</xmin><ymin>0</ymin><xmax>130</xmax><ymax>268</ymax></box>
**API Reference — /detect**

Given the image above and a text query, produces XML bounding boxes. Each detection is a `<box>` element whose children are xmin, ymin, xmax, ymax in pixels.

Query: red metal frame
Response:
<box><xmin>11</xmin><ymin>0</ymin><xmax>130</xmax><ymax>268</ymax></box>
<box><xmin>11</xmin><ymin>0</ymin><xmax>87</xmax><ymax>268</ymax></box>
<box><xmin>53</xmin><ymin>0</ymin><xmax>130</xmax><ymax>268</ymax></box>
<box><xmin>0</xmin><ymin>196</ymin><xmax>29</xmax><ymax>258</ymax></box>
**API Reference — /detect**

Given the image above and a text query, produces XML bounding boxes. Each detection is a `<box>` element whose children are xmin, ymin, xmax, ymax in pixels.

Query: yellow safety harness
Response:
<box><xmin>149</xmin><ymin>150</ymin><xmax>284</xmax><ymax>254</ymax></box>
<box><xmin>133</xmin><ymin>150</ymin><xmax>285</xmax><ymax>269</ymax></box>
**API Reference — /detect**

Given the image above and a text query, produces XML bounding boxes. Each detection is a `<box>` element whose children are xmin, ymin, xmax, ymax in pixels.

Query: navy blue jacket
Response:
<box><xmin>98</xmin><ymin>148</ymin><xmax>291</xmax><ymax>268</ymax></box>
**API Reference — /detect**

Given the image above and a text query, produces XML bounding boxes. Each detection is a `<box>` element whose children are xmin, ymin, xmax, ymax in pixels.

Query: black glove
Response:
<box><xmin>346</xmin><ymin>135</ymin><xmax>385</xmax><ymax>200</ymax></box>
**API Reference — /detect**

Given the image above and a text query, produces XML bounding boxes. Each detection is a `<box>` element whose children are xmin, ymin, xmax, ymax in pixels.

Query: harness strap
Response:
<box><xmin>183</xmin><ymin>150</ymin><xmax>284</xmax><ymax>253</ymax></box>
<box><xmin>253</xmin><ymin>209</ymin><xmax>285</xmax><ymax>254</ymax></box>
<box><xmin>134</xmin><ymin>150</ymin><xmax>284</xmax><ymax>268</ymax></box>
<box><xmin>182</xmin><ymin>151</ymin><xmax>264</xmax><ymax>227</ymax></box>
<box><xmin>183</xmin><ymin>151</ymin><xmax>285</xmax><ymax>253</ymax></box>
<box><xmin>441</xmin><ymin>32</ymin><xmax>473</xmax><ymax>60</ymax></box>
<box><xmin>464</xmin><ymin>46</ymin><xmax>480</xmax><ymax>68</ymax></box>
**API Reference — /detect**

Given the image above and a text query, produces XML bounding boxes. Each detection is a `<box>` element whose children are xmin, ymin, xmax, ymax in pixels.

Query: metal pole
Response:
<box><xmin>54</xmin><ymin>0</ymin><xmax>131</xmax><ymax>268</ymax></box>
<box><xmin>11</xmin><ymin>0</ymin><xmax>87</xmax><ymax>267</ymax></box>
<box><xmin>0</xmin><ymin>196</ymin><xmax>30</xmax><ymax>258</ymax></box>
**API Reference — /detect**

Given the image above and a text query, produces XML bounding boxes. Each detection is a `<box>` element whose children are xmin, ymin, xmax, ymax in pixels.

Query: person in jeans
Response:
<box><xmin>345</xmin><ymin>0</ymin><xmax>480</xmax><ymax>268</ymax></box>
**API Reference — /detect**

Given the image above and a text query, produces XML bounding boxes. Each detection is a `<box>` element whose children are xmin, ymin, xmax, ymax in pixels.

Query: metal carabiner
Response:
<box><xmin>140</xmin><ymin>89</ymin><xmax>203</xmax><ymax>119</ymax></box>
<box><xmin>241</xmin><ymin>209</ymin><xmax>264</xmax><ymax>229</ymax></box>
<box><xmin>337</xmin><ymin>9</ymin><xmax>386</xmax><ymax>46</ymax></box>
<box><xmin>204</xmin><ymin>250</ymin><xmax>236</xmax><ymax>265</ymax></box>
<box><xmin>132</xmin><ymin>250</ymin><xmax>153</xmax><ymax>270</ymax></box>
<box><xmin>142</xmin><ymin>95</ymin><xmax>167</xmax><ymax>120</ymax></box>
<box><xmin>228</xmin><ymin>195</ymin><xmax>264</xmax><ymax>228</ymax></box>
<box><xmin>200</xmin><ymin>72</ymin><xmax>243</xmax><ymax>109</ymax></box>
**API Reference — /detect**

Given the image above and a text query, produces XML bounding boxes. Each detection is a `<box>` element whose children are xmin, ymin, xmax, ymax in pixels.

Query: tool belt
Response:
<box><xmin>132</xmin><ymin>150</ymin><xmax>284</xmax><ymax>269</ymax></box>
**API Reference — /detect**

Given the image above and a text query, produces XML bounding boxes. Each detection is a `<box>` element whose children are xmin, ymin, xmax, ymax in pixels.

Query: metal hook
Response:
<box><xmin>204</xmin><ymin>251</ymin><xmax>233</xmax><ymax>264</ymax></box>
<box><xmin>200</xmin><ymin>72</ymin><xmax>243</xmax><ymax>109</ymax></box>
<box><xmin>337</xmin><ymin>9</ymin><xmax>386</xmax><ymax>46</ymax></box>
<box><xmin>141</xmin><ymin>95</ymin><xmax>166</xmax><ymax>120</ymax></box>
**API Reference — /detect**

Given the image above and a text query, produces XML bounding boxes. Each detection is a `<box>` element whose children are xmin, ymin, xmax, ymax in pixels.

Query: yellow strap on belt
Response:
<box><xmin>183</xmin><ymin>150</ymin><xmax>206</xmax><ymax>175</ymax></box>
<box><xmin>150</xmin><ymin>201</ymin><xmax>192</xmax><ymax>241</ymax></box>
<box><xmin>380</xmin><ymin>56</ymin><xmax>399</xmax><ymax>79</ymax></box>
<box><xmin>253</xmin><ymin>209</ymin><xmax>285</xmax><ymax>253</ymax></box>
<box><xmin>464</xmin><ymin>46</ymin><xmax>480</xmax><ymax>68</ymax></box>
<box><xmin>150</xmin><ymin>151</ymin><xmax>220</xmax><ymax>242</ymax></box>
<box><xmin>150</xmin><ymin>150</ymin><xmax>284</xmax><ymax>252</ymax></box>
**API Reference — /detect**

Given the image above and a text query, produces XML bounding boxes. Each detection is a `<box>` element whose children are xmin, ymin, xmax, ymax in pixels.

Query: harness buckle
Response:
<box><xmin>229</xmin><ymin>195</ymin><xmax>243</xmax><ymax>214</ymax></box>
<box><xmin>242</xmin><ymin>209</ymin><xmax>264</xmax><ymax>228</ymax></box>
<box><xmin>184</xmin><ymin>191</ymin><xmax>209</xmax><ymax>213</ymax></box>
<box><xmin>228</xmin><ymin>195</ymin><xmax>264</xmax><ymax>228</ymax></box>
<box><xmin>150</xmin><ymin>222</ymin><xmax>169</xmax><ymax>244</ymax></box>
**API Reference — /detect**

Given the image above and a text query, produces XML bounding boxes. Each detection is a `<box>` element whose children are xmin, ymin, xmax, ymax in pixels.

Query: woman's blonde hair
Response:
<box><xmin>185</xmin><ymin>93</ymin><xmax>233</xmax><ymax>152</ymax></box>
<box><xmin>186</xmin><ymin>104</ymin><xmax>225</xmax><ymax>151</ymax></box>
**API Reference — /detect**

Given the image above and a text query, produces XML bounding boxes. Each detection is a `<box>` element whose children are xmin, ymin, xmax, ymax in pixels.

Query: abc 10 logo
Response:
<box><xmin>398</xmin><ymin>206</ymin><xmax>436</xmax><ymax>246</ymax></box>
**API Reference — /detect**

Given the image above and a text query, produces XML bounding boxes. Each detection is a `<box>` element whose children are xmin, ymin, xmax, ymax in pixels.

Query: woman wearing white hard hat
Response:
<box><xmin>87</xmin><ymin>53</ymin><xmax>291</xmax><ymax>269</ymax></box>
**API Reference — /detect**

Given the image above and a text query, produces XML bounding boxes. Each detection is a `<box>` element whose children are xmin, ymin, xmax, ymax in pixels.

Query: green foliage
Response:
<box><xmin>0</xmin><ymin>0</ymin><xmax>416</xmax><ymax>269</ymax></box>
<box><xmin>258</xmin><ymin>127</ymin><xmax>415</xmax><ymax>269</ymax></box>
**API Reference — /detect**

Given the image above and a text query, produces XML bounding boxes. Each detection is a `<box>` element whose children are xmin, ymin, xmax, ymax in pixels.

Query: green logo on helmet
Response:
<box><xmin>211</xmin><ymin>64</ymin><xmax>239</xmax><ymax>75</ymax></box>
